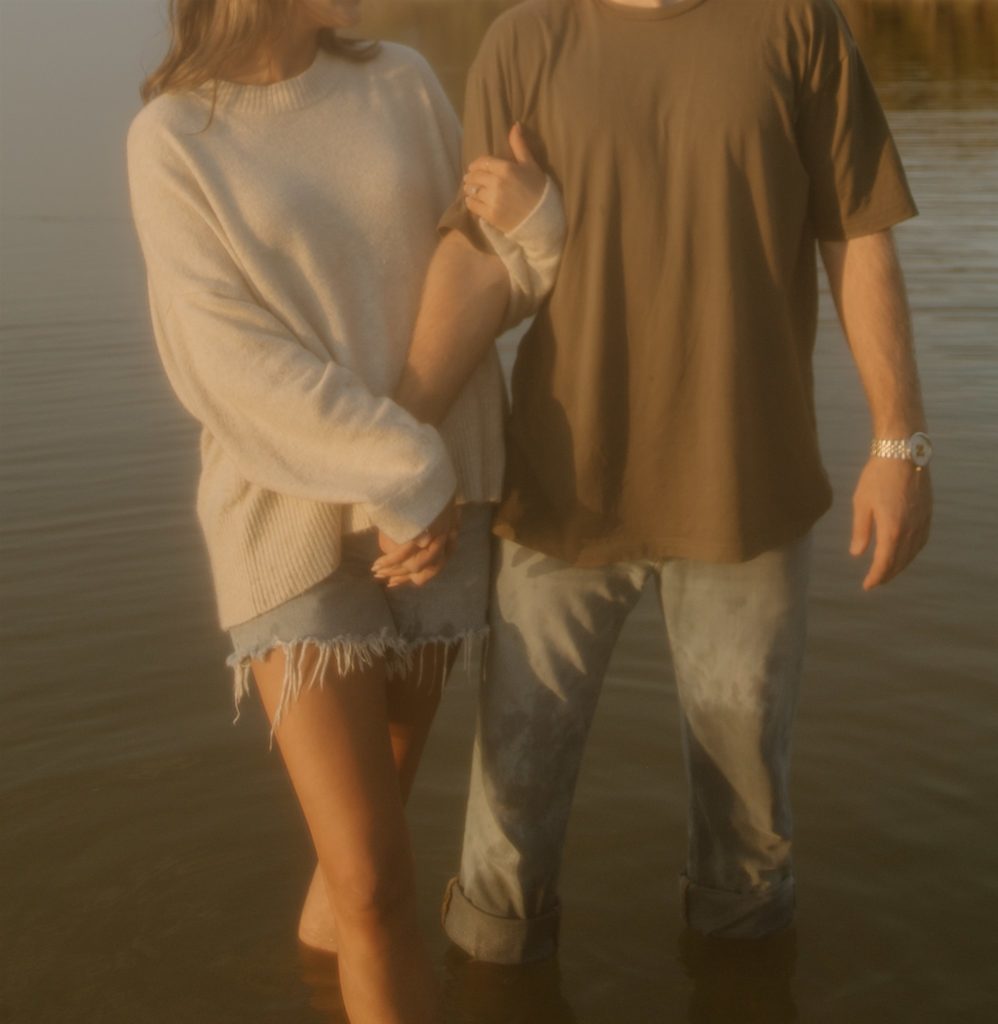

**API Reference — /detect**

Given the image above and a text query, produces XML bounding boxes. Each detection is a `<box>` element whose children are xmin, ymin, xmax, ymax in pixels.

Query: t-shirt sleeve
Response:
<box><xmin>437</xmin><ymin>26</ymin><xmax>565</xmax><ymax>324</ymax></box>
<box><xmin>795</xmin><ymin>6</ymin><xmax>918</xmax><ymax>241</ymax></box>
<box><xmin>438</xmin><ymin>28</ymin><xmax>518</xmax><ymax>252</ymax></box>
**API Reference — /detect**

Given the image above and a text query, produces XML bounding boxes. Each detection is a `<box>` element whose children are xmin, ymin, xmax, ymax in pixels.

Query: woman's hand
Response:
<box><xmin>372</xmin><ymin>499</ymin><xmax>461</xmax><ymax>589</ymax></box>
<box><xmin>463</xmin><ymin>123</ymin><xmax>548</xmax><ymax>234</ymax></box>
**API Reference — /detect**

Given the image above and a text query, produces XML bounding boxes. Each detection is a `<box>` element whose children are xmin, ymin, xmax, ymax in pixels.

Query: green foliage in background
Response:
<box><xmin>359</xmin><ymin>0</ymin><xmax>998</xmax><ymax>110</ymax></box>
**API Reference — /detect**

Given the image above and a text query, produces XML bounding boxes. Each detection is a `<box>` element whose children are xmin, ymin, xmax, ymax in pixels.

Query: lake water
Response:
<box><xmin>1</xmin><ymin>2</ymin><xmax>996</xmax><ymax>1022</ymax></box>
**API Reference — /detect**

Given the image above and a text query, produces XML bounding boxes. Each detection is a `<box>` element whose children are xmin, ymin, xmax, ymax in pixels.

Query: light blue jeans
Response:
<box><xmin>442</xmin><ymin>533</ymin><xmax>812</xmax><ymax>963</ymax></box>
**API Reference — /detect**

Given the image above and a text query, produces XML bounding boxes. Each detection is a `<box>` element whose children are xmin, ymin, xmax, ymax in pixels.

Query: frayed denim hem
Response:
<box><xmin>226</xmin><ymin>626</ymin><xmax>489</xmax><ymax>746</ymax></box>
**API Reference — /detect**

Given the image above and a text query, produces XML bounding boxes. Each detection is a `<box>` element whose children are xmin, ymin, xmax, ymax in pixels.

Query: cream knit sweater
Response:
<box><xmin>127</xmin><ymin>43</ymin><xmax>563</xmax><ymax>629</ymax></box>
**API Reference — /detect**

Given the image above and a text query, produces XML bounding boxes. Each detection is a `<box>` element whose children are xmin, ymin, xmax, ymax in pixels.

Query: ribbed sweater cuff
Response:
<box><xmin>479</xmin><ymin>176</ymin><xmax>565</xmax><ymax>329</ymax></box>
<box><xmin>364</xmin><ymin>451</ymin><xmax>458</xmax><ymax>543</ymax></box>
<box><xmin>505</xmin><ymin>177</ymin><xmax>566</xmax><ymax>256</ymax></box>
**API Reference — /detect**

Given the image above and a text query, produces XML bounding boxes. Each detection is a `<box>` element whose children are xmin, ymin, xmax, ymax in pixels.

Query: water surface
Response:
<box><xmin>2</xmin><ymin>2</ymin><xmax>996</xmax><ymax>1022</ymax></box>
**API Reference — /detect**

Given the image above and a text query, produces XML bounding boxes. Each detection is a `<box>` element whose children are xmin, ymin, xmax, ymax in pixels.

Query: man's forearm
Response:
<box><xmin>819</xmin><ymin>229</ymin><xmax>927</xmax><ymax>437</ymax></box>
<box><xmin>820</xmin><ymin>228</ymin><xmax>932</xmax><ymax>589</ymax></box>
<box><xmin>395</xmin><ymin>231</ymin><xmax>510</xmax><ymax>426</ymax></box>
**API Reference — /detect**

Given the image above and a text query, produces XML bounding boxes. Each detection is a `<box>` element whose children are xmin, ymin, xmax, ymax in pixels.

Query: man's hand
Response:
<box><xmin>850</xmin><ymin>458</ymin><xmax>932</xmax><ymax>590</ymax></box>
<box><xmin>372</xmin><ymin>500</ymin><xmax>461</xmax><ymax>589</ymax></box>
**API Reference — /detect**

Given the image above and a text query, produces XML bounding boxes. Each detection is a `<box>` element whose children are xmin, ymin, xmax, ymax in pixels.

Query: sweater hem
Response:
<box><xmin>215</xmin><ymin>488</ymin><xmax>504</xmax><ymax>630</ymax></box>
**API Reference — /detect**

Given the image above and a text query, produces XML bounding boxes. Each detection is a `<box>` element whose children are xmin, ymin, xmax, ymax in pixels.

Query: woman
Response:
<box><xmin>127</xmin><ymin>2</ymin><xmax>563</xmax><ymax>1021</ymax></box>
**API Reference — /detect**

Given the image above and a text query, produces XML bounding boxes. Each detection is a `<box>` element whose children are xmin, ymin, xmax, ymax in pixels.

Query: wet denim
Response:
<box><xmin>443</xmin><ymin>533</ymin><xmax>812</xmax><ymax>962</ymax></box>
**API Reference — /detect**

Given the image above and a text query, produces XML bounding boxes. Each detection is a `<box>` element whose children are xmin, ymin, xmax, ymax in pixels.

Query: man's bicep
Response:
<box><xmin>819</xmin><ymin>229</ymin><xmax>895</xmax><ymax>290</ymax></box>
<box><xmin>440</xmin><ymin>227</ymin><xmax>509</xmax><ymax>289</ymax></box>
<box><xmin>437</xmin><ymin>194</ymin><xmax>489</xmax><ymax>253</ymax></box>
<box><xmin>437</xmin><ymin>37</ymin><xmax>517</xmax><ymax>252</ymax></box>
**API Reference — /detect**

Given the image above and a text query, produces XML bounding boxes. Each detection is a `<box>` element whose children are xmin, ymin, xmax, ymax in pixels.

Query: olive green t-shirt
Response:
<box><xmin>442</xmin><ymin>0</ymin><xmax>918</xmax><ymax>565</ymax></box>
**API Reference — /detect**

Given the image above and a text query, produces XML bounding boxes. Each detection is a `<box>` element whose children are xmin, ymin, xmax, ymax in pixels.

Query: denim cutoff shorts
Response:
<box><xmin>227</xmin><ymin>503</ymin><xmax>493</xmax><ymax>732</ymax></box>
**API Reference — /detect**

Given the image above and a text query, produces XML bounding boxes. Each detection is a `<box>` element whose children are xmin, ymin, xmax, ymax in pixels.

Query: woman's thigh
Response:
<box><xmin>253</xmin><ymin>649</ymin><xmax>414</xmax><ymax>913</ymax></box>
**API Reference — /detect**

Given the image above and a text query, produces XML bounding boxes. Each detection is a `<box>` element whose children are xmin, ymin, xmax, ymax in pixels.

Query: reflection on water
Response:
<box><xmin>440</xmin><ymin>950</ymin><xmax>578</xmax><ymax>1024</ymax></box>
<box><xmin>2</xmin><ymin>2</ymin><xmax>997</xmax><ymax>1022</ymax></box>
<box><xmin>679</xmin><ymin>930</ymin><xmax>799</xmax><ymax>1024</ymax></box>
<box><xmin>298</xmin><ymin>947</ymin><xmax>349</xmax><ymax>1024</ymax></box>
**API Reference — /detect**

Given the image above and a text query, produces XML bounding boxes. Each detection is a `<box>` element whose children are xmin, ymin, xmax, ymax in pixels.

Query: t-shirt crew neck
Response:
<box><xmin>594</xmin><ymin>0</ymin><xmax>708</xmax><ymax>20</ymax></box>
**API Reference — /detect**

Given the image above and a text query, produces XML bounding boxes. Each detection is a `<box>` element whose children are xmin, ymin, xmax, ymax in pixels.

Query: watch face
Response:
<box><xmin>910</xmin><ymin>432</ymin><xmax>933</xmax><ymax>468</ymax></box>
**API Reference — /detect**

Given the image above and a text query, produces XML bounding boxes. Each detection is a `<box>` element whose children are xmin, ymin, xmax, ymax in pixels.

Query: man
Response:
<box><xmin>387</xmin><ymin>0</ymin><xmax>933</xmax><ymax>962</ymax></box>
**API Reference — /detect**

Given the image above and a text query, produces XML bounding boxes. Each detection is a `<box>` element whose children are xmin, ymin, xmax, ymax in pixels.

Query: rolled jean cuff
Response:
<box><xmin>441</xmin><ymin>877</ymin><xmax>560</xmax><ymax>964</ymax></box>
<box><xmin>680</xmin><ymin>873</ymin><xmax>796</xmax><ymax>939</ymax></box>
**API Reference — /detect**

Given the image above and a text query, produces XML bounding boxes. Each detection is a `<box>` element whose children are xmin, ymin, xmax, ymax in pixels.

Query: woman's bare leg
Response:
<box><xmin>389</xmin><ymin>643</ymin><xmax>456</xmax><ymax>797</ymax></box>
<box><xmin>253</xmin><ymin>645</ymin><xmax>438</xmax><ymax>1024</ymax></box>
<box><xmin>299</xmin><ymin>643</ymin><xmax>457</xmax><ymax>952</ymax></box>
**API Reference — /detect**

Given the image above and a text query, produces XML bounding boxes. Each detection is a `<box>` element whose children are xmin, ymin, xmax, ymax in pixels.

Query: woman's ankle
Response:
<box><xmin>298</xmin><ymin>866</ymin><xmax>338</xmax><ymax>953</ymax></box>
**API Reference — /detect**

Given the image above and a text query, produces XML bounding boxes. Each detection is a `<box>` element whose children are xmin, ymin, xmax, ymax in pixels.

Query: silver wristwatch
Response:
<box><xmin>870</xmin><ymin>431</ymin><xmax>933</xmax><ymax>470</ymax></box>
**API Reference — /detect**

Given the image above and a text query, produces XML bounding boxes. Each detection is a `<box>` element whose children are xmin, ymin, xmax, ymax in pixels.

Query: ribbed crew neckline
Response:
<box><xmin>206</xmin><ymin>49</ymin><xmax>341</xmax><ymax>114</ymax></box>
<box><xmin>594</xmin><ymin>0</ymin><xmax>708</xmax><ymax>20</ymax></box>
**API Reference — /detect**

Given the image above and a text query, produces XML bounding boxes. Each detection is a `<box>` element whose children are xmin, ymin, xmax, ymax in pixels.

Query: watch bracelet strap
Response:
<box><xmin>870</xmin><ymin>439</ymin><xmax>910</xmax><ymax>460</ymax></box>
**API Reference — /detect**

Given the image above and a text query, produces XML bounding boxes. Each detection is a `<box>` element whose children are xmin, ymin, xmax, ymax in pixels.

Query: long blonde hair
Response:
<box><xmin>141</xmin><ymin>0</ymin><xmax>378</xmax><ymax>104</ymax></box>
